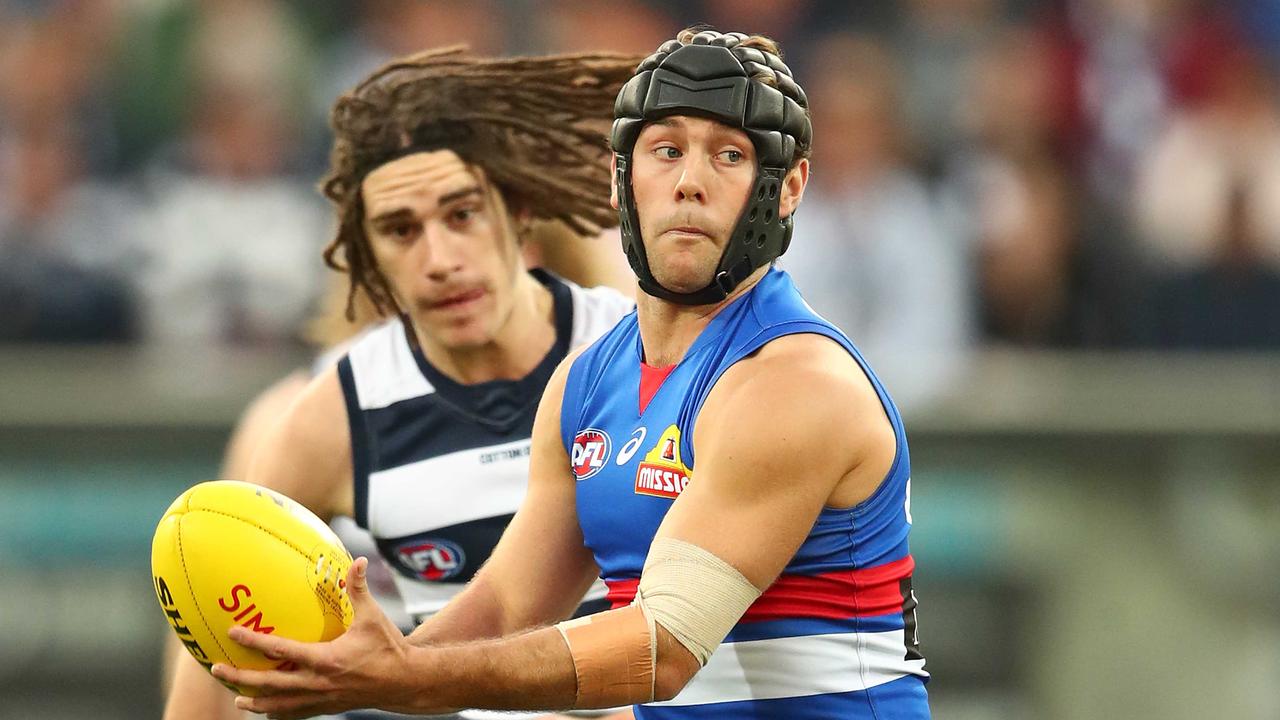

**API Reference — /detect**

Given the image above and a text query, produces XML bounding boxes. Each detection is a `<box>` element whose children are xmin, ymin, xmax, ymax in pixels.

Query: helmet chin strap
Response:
<box><xmin>612</xmin><ymin>31</ymin><xmax>810</xmax><ymax>306</ymax></box>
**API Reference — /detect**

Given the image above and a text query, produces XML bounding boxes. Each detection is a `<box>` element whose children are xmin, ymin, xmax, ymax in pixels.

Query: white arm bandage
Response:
<box><xmin>638</xmin><ymin>537</ymin><xmax>762</xmax><ymax>666</ymax></box>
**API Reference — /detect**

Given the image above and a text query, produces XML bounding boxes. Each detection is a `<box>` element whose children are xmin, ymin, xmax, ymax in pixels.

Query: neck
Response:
<box><xmin>411</xmin><ymin>271</ymin><xmax>555</xmax><ymax>384</ymax></box>
<box><xmin>635</xmin><ymin>265</ymin><xmax>770</xmax><ymax>367</ymax></box>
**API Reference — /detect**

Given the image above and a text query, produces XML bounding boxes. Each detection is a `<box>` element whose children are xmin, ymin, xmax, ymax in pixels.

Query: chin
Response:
<box><xmin>645</xmin><ymin>240</ymin><xmax>716</xmax><ymax>285</ymax></box>
<box><xmin>650</xmin><ymin>259</ymin><xmax>718</xmax><ymax>294</ymax></box>
<box><xmin>421</xmin><ymin>317</ymin><xmax>491</xmax><ymax>350</ymax></box>
<box><xmin>441</xmin><ymin>328</ymin><xmax>495</xmax><ymax>350</ymax></box>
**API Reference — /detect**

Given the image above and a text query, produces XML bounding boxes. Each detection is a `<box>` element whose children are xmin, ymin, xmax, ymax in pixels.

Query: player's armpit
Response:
<box><xmin>411</xmin><ymin>348</ymin><xmax>600</xmax><ymax>645</ymax></box>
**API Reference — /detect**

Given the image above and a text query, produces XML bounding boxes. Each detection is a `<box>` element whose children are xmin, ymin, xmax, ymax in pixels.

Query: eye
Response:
<box><xmin>387</xmin><ymin>222</ymin><xmax>420</xmax><ymax>242</ymax></box>
<box><xmin>447</xmin><ymin>204</ymin><xmax>480</xmax><ymax>229</ymax></box>
<box><xmin>719</xmin><ymin>149</ymin><xmax>744</xmax><ymax>164</ymax></box>
<box><xmin>655</xmin><ymin>146</ymin><xmax>682</xmax><ymax>160</ymax></box>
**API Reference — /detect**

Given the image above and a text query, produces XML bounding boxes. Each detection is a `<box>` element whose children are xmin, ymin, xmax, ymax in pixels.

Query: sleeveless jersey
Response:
<box><xmin>560</xmin><ymin>268</ymin><xmax>929</xmax><ymax>719</ymax></box>
<box><xmin>337</xmin><ymin>270</ymin><xmax>633</xmax><ymax>620</ymax></box>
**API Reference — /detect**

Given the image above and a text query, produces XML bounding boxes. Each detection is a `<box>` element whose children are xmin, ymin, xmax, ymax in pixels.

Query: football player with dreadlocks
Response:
<box><xmin>216</xmin><ymin>28</ymin><xmax>932</xmax><ymax>720</ymax></box>
<box><xmin>164</xmin><ymin>46</ymin><xmax>639</xmax><ymax>720</ymax></box>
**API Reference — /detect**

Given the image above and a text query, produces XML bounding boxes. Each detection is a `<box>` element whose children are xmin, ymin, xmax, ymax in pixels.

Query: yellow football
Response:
<box><xmin>151</xmin><ymin>480</ymin><xmax>353</xmax><ymax>695</ymax></box>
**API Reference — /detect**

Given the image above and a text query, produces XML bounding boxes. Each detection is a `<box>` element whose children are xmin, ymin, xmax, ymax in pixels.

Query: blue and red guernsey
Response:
<box><xmin>561</xmin><ymin>268</ymin><xmax>929</xmax><ymax>719</ymax></box>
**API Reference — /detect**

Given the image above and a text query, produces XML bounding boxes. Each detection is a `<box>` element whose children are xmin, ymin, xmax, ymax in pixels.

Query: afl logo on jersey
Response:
<box><xmin>396</xmin><ymin>540</ymin><xmax>466</xmax><ymax>581</ymax></box>
<box><xmin>571</xmin><ymin>428</ymin><xmax>612</xmax><ymax>480</ymax></box>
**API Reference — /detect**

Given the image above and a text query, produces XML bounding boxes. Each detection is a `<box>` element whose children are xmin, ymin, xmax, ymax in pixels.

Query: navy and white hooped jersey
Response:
<box><xmin>560</xmin><ymin>268</ymin><xmax>930</xmax><ymax>720</ymax></box>
<box><xmin>337</xmin><ymin>270</ymin><xmax>633</xmax><ymax>621</ymax></box>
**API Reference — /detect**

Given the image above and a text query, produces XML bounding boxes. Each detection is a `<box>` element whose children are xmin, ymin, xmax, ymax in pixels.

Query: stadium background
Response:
<box><xmin>1</xmin><ymin>0</ymin><xmax>1278</xmax><ymax>718</ymax></box>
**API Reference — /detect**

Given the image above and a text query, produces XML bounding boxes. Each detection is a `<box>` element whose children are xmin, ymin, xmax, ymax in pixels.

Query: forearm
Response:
<box><xmin>406</xmin><ymin>574</ymin><xmax>509</xmax><ymax>647</ymax></box>
<box><xmin>408</xmin><ymin>558</ymin><xmax>597</xmax><ymax>647</ymax></box>
<box><xmin>395</xmin><ymin>626</ymin><xmax>578</xmax><ymax>714</ymax></box>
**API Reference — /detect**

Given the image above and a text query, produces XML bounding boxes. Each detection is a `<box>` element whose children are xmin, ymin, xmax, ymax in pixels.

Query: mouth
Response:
<box><xmin>428</xmin><ymin>288</ymin><xmax>486</xmax><ymax>311</ymax></box>
<box><xmin>664</xmin><ymin>225</ymin><xmax>711</xmax><ymax>239</ymax></box>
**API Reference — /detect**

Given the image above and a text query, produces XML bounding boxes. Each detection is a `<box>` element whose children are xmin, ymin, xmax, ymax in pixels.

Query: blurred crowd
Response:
<box><xmin>1</xmin><ymin>0</ymin><xmax>1278</xmax><ymax>378</ymax></box>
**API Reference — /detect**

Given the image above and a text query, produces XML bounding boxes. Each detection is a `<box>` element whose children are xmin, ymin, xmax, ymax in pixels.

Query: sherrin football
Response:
<box><xmin>151</xmin><ymin>480</ymin><xmax>353</xmax><ymax>694</ymax></box>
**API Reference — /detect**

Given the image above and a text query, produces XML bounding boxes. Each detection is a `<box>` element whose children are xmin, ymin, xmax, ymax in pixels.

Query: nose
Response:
<box><xmin>673</xmin><ymin>158</ymin><xmax>708</xmax><ymax>205</ymax></box>
<box><xmin>418</xmin><ymin>224</ymin><xmax>465</xmax><ymax>281</ymax></box>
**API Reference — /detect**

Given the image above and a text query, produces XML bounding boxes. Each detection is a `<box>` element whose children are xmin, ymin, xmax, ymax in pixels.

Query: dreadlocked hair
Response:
<box><xmin>320</xmin><ymin>46</ymin><xmax>642</xmax><ymax>318</ymax></box>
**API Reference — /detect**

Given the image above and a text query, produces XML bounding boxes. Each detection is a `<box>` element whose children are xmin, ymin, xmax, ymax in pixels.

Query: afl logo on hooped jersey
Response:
<box><xmin>571</xmin><ymin>428</ymin><xmax>612</xmax><ymax>480</ymax></box>
<box><xmin>396</xmin><ymin>540</ymin><xmax>466</xmax><ymax>581</ymax></box>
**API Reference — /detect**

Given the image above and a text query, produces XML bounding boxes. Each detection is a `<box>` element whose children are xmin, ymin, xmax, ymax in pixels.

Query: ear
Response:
<box><xmin>609</xmin><ymin>154</ymin><xmax>620</xmax><ymax>210</ymax></box>
<box><xmin>512</xmin><ymin>205</ymin><xmax>534</xmax><ymax>245</ymax></box>
<box><xmin>778</xmin><ymin>158</ymin><xmax>809</xmax><ymax>220</ymax></box>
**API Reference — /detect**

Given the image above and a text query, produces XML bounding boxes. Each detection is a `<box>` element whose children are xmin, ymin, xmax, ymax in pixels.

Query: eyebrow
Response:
<box><xmin>367</xmin><ymin>208</ymin><xmax>414</xmax><ymax>228</ymax></box>
<box><xmin>438</xmin><ymin>187</ymin><xmax>483</xmax><ymax>206</ymax></box>
<box><xmin>367</xmin><ymin>187</ymin><xmax>483</xmax><ymax>226</ymax></box>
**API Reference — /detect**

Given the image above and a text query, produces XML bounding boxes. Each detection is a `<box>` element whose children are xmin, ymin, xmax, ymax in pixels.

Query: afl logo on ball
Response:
<box><xmin>571</xmin><ymin>428</ymin><xmax>611</xmax><ymax>480</ymax></box>
<box><xmin>397</xmin><ymin>540</ymin><xmax>466</xmax><ymax>581</ymax></box>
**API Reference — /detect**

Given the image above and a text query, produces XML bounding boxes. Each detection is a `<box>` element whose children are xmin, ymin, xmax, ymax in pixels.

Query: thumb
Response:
<box><xmin>344</xmin><ymin>556</ymin><xmax>374</xmax><ymax>615</ymax></box>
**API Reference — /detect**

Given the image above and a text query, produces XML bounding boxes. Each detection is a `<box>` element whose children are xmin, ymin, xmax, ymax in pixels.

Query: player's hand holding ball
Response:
<box><xmin>216</xmin><ymin>554</ymin><xmax>428</xmax><ymax>719</ymax></box>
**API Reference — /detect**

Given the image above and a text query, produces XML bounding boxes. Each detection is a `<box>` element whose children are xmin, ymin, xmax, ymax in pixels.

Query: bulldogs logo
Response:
<box><xmin>396</xmin><ymin>540</ymin><xmax>466</xmax><ymax>581</ymax></box>
<box><xmin>571</xmin><ymin>428</ymin><xmax>611</xmax><ymax>480</ymax></box>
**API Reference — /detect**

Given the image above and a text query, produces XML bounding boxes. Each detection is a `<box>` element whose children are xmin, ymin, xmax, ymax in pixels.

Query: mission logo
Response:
<box><xmin>635</xmin><ymin>424</ymin><xmax>691</xmax><ymax>499</ymax></box>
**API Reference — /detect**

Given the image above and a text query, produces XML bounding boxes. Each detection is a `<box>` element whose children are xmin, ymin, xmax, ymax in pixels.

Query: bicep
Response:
<box><xmin>651</xmin><ymin>338</ymin><xmax>873</xmax><ymax>590</ymax></box>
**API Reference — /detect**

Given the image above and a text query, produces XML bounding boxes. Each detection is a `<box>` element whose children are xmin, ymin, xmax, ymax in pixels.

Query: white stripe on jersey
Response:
<box><xmin>367</xmin><ymin>438</ymin><xmax>532</xmax><ymax>538</ymax></box>
<box><xmin>645</xmin><ymin>629</ymin><xmax>928</xmax><ymax>707</ymax></box>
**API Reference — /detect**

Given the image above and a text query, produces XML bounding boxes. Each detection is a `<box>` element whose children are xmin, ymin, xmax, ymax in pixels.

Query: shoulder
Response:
<box><xmin>246</xmin><ymin>364</ymin><xmax>353</xmax><ymax>518</ymax></box>
<box><xmin>268</xmin><ymin>365</ymin><xmax>351</xmax><ymax>464</ymax></box>
<box><xmin>532</xmin><ymin>344</ymin><xmax>594</xmax><ymax>456</ymax></box>
<box><xmin>696</xmin><ymin>333</ymin><xmax>893</xmax><ymax>490</ymax></box>
<box><xmin>715</xmin><ymin>333</ymin><xmax>878</xmax><ymax>415</ymax></box>
<box><xmin>288</xmin><ymin>363</ymin><xmax>349</xmax><ymax>420</ymax></box>
<box><xmin>543</xmin><ymin>344</ymin><xmax>594</xmax><ymax>412</ymax></box>
<box><xmin>221</xmin><ymin>370</ymin><xmax>311</xmax><ymax>479</ymax></box>
<box><xmin>564</xmin><ymin>279</ymin><xmax>636</xmax><ymax>347</ymax></box>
